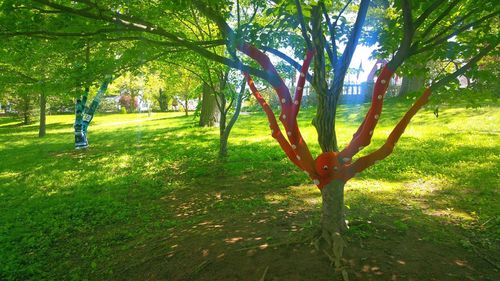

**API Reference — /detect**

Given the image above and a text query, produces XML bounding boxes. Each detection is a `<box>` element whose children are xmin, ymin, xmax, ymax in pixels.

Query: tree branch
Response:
<box><xmin>418</xmin><ymin>0</ymin><xmax>461</xmax><ymax>39</ymax></box>
<box><xmin>414</xmin><ymin>0</ymin><xmax>446</xmax><ymax>29</ymax></box>
<box><xmin>320</xmin><ymin>1</ymin><xmax>337</xmax><ymax>69</ymax></box>
<box><xmin>259</xmin><ymin>46</ymin><xmax>313</xmax><ymax>82</ymax></box>
<box><xmin>333</xmin><ymin>0</ymin><xmax>370</xmax><ymax>99</ymax></box>
<box><xmin>334</xmin><ymin>0</ymin><xmax>353</xmax><ymax>27</ymax></box>
<box><xmin>431</xmin><ymin>44</ymin><xmax>495</xmax><ymax>90</ymax></box>
<box><xmin>417</xmin><ymin>10</ymin><xmax>499</xmax><ymax>54</ymax></box>
<box><xmin>0</xmin><ymin>65</ymin><xmax>39</xmax><ymax>83</ymax></box>
<box><xmin>31</xmin><ymin>0</ymin><xmax>271</xmax><ymax>83</ymax></box>
<box><xmin>387</xmin><ymin>0</ymin><xmax>414</xmax><ymax>71</ymax></box>
<box><xmin>336</xmin><ymin>0</ymin><xmax>370</xmax><ymax>75</ymax></box>
<box><xmin>345</xmin><ymin>44</ymin><xmax>495</xmax><ymax>179</ymax></box>
<box><xmin>294</xmin><ymin>0</ymin><xmax>313</xmax><ymax>50</ymax></box>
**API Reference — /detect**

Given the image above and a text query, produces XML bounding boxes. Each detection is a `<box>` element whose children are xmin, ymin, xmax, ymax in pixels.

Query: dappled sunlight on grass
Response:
<box><xmin>0</xmin><ymin>100</ymin><xmax>498</xmax><ymax>280</ymax></box>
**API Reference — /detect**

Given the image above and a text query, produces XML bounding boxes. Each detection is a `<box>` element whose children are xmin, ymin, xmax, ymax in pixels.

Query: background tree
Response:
<box><xmin>0</xmin><ymin>36</ymin><xmax>73</xmax><ymax>135</ymax></box>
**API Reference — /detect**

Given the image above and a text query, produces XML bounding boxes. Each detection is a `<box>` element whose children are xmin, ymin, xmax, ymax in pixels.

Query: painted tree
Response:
<box><xmin>2</xmin><ymin>0</ymin><xmax>498</xmax><ymax>268</ymax></box>
<box><xmin>0</xmin><ymin>0</ymin><xmax>180</xmax><ymax>147</ymax></box>
<box><xmin>195</xmin><ymin>0</ymin><xmax>499</xmax><ymax>266</ymax></box>
<box><xmin>73</xmin><ymin>48</ymin><xmax>171</xmax><ymax>148</ymax></box>
<box><xmin>73</xmin><ymin>77</ymin><xmax>112</xmax><ymax>149</ymax></box>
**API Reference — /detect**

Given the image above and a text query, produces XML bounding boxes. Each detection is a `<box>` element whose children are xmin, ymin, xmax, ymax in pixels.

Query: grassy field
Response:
<box><xmin>0</xmin><ymin>99</ymin><xmax>499</xmax><ymax>280</ymax></box>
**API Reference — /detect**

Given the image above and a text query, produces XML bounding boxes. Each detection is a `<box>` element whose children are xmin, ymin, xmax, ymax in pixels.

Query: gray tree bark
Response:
<box><xmin>317</xmin><ymin>179</ymin><xmax>347</xmax><ymax>268</ymax></box>
<box><xmin>38</xmin><ymin>91</ymin><xmax>46</xmax><ymax>137</ymax></box>
<box><xmin>321</xmin><ymin>180</ymin><xmax>347</xmax><ymax>235</ymax></box>
<box><xmin>22</xmin><ymin>95</ymin><xmax>32</xmax><ymax>125</ymax></box>
<box><xmin>219</xmin><ymin>80</ymin><xmax>245</xmax><ymax>158</ymax></box>
<box><xmin>199</xmin><ymin>83</ymin><xmax>220</xmax><ymax>127</ymax></box>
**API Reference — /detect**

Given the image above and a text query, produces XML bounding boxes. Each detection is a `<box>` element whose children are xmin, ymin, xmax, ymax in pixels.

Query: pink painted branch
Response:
<box><xmin>238</xmin><ymin>43</ymin><xmax>295</xmax><ymax>146</ymax></box>
<box><xmin>286</xmin><ymin>50</ymin><xmax>317</xmax><ymax>177</ymax></box>
<box><xmin>339</xmin><ymin>65</ymin><xmax>394</xmax><ymax>162</ymax></box>
<box><xmin>240</xmin><ymin>44</ymin><xmax>319</xmax><ymax>180</ymax></box>
<box><xmin>238</xmin><ymin>43</ymin><xmax>291</xmax><ymax>107</ymax></box>
<box><xmin>244</xmin><ymin>74</ymin><xmax>303</xmax><ymax>169</ymax></box>
<box><xmin>292</xmin><ymin>50</ymin><xmax>314</xmax><ymax>119</ymax></box>
<box><xmin>344</xmin><ymin>88</ymin><xmax>432</xmax><ymax>180</ymax></box>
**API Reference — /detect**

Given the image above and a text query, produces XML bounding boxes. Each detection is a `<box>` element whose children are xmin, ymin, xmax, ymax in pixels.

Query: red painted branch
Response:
<box><xmin>240</xmin><ymin>44</ymin><xmax>320</xmax><ymax>184</ymax></box>
<box><xmin>292</xmin><ymin>50</ymin><xmax>314</xmax><ymax>118</ymax></box>
<box><xmin>245</xmin><ymin>74</ymin><xmax>303</xmax><ymax>169</ymax></box>
<box><xmin>344</xmin><ymin>88</ymin><xmax>432</xmax><ymax>180</ymax></box>
<box><xmin>339</xmin><ymin>65</ymin><xmax>394</xmax><ymax>162</ymax></box>
<box><xmin>238</xmin><ymin>43</ymin><xmax>291</xmax><ymax>105</ymax></box>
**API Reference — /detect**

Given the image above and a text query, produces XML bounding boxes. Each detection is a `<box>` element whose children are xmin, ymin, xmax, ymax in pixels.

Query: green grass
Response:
<box><xmin>0</xmin><ymin>99</ymin><xmax>499</xmax><ymax>280</ymax></box>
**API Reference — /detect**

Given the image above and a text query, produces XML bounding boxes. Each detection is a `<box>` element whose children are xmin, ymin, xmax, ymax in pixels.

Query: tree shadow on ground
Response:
<box><xmin>1</xmin><ymin>108</ymin><xmax>497</xmax><ymax>281</ymax></box>
<box><xmin>105</xmin><ymin>170</ymin><xmax>499</xmax><ymax>281</ymax></box>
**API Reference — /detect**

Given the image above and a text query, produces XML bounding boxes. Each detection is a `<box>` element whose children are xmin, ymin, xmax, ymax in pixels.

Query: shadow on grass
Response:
<box><xmin>1</xmin><ymin>105</ymin><xmax>498</xmax><ymax>280</ymax></box>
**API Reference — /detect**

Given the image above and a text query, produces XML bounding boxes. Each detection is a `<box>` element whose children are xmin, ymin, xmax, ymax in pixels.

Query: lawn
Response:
<box><xmin>0</xmin><ymin>99</ymin><xmax>499</xmax><ymax>280</ymax></box>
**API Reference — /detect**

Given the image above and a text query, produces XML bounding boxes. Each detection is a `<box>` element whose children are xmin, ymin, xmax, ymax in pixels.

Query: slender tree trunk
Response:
<box><xmin>199</xmin><ymin>83</ymin><xmax>220</xmax><ymax>127</ymax></box>
<box><xmin>157</xmin><ymin>89</ymin><xmax>169</xmax><ymax>111</ymax></box>
<box><xmin>38</xmin><ymin>92</ymin><xmax>46</xmax><ymax>137</ymax></box>
<box><xmin>22</xmin><ymin>95</ymin><xmax>30</xmax><ymax>125</ymax></box>
<box><xmin>219</xmin><ymin>113</ymin><xmax>228</xmax><ymax>158</ymax></box>
<box><xmin>184</xmin><ymin>98</ymin><xmax>188</xmax><ymax>116</ymax></box>
<box><xmin>218</xmin><ymin>80</ymin><xmax>246</xmax><ymax>159</ymax></box>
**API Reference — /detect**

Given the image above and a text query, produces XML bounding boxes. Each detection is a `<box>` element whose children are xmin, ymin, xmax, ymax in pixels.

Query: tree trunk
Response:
<box><xmin>321</xmin><ymin>180</ymin><xmax>347</xmax><ymax>235</ymax></box>
<box><xmin>199</xmin><ymin>83</ymin><xmax>220</xmax><ymax>127</ymax></box>
<box><xmin>317</xmin><ymin>179</ymin><xmax>347</xmax><ymax>267</ymax></box>
<box><xmin>218</xmin><ymin>79</ymin><xmax>246</xmax><ymax>159</ymax></box>
<box><xmin>313</xmin><ymin>89</ymin><xmax>339</xmax><ymax>152</ymax></box>
<box><xmin>38</xmin><ymin>92</ymin><xmax>46</xmax><ymax>137</ymax></box>
<box><xmin>184</xmin><ymin>98</ymin><xmax>189</xmax><ymax>116</ymax></box>
<box><xmin>22</xmin><ymin>95</ymin><xmax>31</xmax><ymax>125</ymax></box>
<box><xmin>219</xmin><ymin>114</ymin><xmax>228</xmax><ymax>158</ymax></box>
<box><xmin>310</xmin><ymin>6</ymin><xmax>339</xmax><ymax>152</ymax></box>
<box><xmin>157</xmin><ymin>88</ymin><xmax>169</xmax><ymax>111</ymax></box>
<box><xmin>399</xmin><ymin>76</ymin><xmax>425</xmax><ymax>96</ymax></box>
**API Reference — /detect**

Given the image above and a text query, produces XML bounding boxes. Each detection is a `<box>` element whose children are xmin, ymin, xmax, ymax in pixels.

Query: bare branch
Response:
<box><xmin>320</xmin><ymin>1</ymin><xmax>337</xmax><ymax>69</ymax></box>
<box><xmin>334</xmin><ymin>0</ymin><xmax>353</xmax><ymax>27</ymax></box>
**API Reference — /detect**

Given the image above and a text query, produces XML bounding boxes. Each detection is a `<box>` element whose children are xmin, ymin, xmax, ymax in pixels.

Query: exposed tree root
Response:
<box><xmin>313</xmin><ymin>229</ymin><xmax>350</xmax><ymax>281</ymax></box>
<box><xmin>236</xmin><ymin>236</ymin><xmax>310</xmax><ymax>252</ymax></box>
<box><xmin>259</xmin><ymin>266</ymin><xmax>269</xmax><ymax>281</ymax></box>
